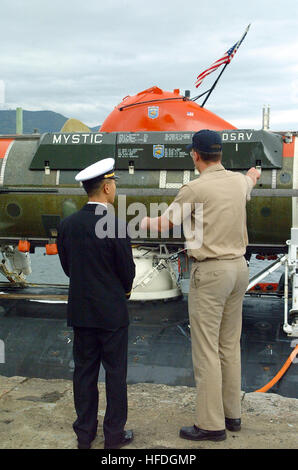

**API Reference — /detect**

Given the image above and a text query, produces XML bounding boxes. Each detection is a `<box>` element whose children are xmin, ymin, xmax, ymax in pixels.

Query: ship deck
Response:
<box><xmin>0</xmin><ymin>284</ymin><xmax>296</xmax><ymax>399</ymax></box>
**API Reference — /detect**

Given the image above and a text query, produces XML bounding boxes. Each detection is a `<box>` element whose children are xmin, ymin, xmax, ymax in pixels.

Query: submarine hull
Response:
<box><xmin>0</xmin><ymin>129</ymin><xmax>296</xmax><ymax>250</ymax></box>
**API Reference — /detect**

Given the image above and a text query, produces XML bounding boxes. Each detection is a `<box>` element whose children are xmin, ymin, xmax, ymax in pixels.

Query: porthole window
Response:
<box><xmin>6</xmin><ymin>203</ymin><xmax>22</xmax><ymax>218</ymax></box>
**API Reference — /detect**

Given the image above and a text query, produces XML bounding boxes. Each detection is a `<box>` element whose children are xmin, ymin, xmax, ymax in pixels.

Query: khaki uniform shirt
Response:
<box><xmin>164</xmin><ymin>163</ymin><xmax>254</xmax><ymax>261</ymax></box>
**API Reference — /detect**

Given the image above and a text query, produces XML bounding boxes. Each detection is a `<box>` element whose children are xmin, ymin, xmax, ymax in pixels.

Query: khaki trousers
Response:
<box><xmin>188</xmin><ymin>256</ymin><xmax>249</xmax><ymax>431</ymax></box>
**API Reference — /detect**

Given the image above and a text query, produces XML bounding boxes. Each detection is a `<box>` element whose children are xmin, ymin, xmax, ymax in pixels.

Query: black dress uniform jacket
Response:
<box><xmin>57</xmin><ymin>203</ymin><xmax>135</xmax><ymax>330</ymax></box>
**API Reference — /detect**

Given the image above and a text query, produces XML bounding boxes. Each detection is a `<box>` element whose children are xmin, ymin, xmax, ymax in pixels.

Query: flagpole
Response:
<box><xmin>200</xmin><ymin>61</ymin><xmax>229</xmax><ymax>108</ymax></box>
<box><xmin>192</xmin><ymin>24</ymin><xmax>251</xmax><ymax>107</ymax></box>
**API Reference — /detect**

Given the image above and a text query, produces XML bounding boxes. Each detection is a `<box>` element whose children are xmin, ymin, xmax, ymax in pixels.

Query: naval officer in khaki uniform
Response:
<box><xmin>141</xmin><ymin>129</ymin><xmax>260</xmax><ymax>442</ymax></box>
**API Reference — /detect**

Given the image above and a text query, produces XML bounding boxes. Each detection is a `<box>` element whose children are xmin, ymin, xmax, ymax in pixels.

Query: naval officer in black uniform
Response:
<box><xmin>57</xmin><ymin>158</ymin><xmax>135</xmax><ymax>449</ymax></box>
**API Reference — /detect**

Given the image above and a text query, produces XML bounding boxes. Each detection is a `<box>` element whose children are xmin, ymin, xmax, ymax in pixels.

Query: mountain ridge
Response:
<box><xmin>0</xmin><ymin>109</ymin><xmax>100</xmax><ymax>134</ymax></box>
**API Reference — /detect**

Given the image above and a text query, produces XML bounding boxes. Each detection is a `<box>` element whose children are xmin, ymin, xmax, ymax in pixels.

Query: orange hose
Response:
<box><xmin>255</xmin><ymin>344</ymin><xmax>298</xmax><ymax>393</ymax></box>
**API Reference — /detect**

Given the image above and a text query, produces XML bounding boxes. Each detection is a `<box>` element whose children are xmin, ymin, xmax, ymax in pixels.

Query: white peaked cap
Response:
<box><xmin>75</xmin><ymin>158</ymin><xmax>118</xmax><ymax>182</ymax></box>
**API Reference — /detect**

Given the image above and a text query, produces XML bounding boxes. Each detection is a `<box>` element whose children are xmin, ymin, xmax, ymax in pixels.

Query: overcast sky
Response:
<box><xmin>0</xmin><ymin>0</ymin><xmax>297</xmax><ymax>131</ymax></box>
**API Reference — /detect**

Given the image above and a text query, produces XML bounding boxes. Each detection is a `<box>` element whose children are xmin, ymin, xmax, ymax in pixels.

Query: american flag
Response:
<box><xmin>195</xmin><ymin>25</ymin><xmax>250</xmax><ymax>89</ymax></box>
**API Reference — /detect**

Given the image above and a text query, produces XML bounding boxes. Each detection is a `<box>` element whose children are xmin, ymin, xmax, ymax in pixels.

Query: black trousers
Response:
<box><xmin>72</xmin><ymin>325</ymin><xmax>128</xmax><ymax>445</ymax></box>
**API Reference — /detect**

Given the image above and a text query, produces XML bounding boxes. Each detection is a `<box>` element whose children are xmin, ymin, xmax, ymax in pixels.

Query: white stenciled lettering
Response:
<box><xmin>53</xmin><ymin>134</ymin><xmax>62</xmax><ymax>144</ymax></box>
<box><xmin>222</xmin><ymin>132</ymin><xmax>253</xmax><ymax>142</ymax></box>
<box><xmin>72</xmin><ymin>134</ymin><xmax>80</xmax><ymax>144</ymax></box>
<box><xmin>94</xmin><ymin>134</ymin><xmax>103</xmax><ymax>144</ymax></box>
<box><xmin>52</xmin><ymin>133</ymin><xmax>104</xmax><ymax>144</ymax></box>
<box><xmin>82</xmin><ymin>134</ymin><xmax>90</xmax><ymax>144</ymax></box>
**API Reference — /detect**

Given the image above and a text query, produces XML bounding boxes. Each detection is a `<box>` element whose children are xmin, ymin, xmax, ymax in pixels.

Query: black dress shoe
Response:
<box><xmin>225</xmin><ymin>418</ymin><xmax>241</xmax><ymax>431</ymax></box>
<box><xmin>77</xmin><ymin>432</ymin><xmax>97</xmax><ymax>449</ymax></box>
<box><xmin>180</xmin><ymin>425</ymin><xmax>226</xmax><ymax>442</ymax></box>
<box><xmin>77</xmin><ymin>441</ymin><xmax>91</xmax><ymax>449</ymax></box>
<box><xmin>104</xmin><ymin>430</ymin><xmax>134</xmax><ymax>449</ymax></box>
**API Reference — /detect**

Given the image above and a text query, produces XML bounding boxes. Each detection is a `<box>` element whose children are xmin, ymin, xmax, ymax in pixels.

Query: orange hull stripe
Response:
<box><xmin>0</xmin><ymin>139</ymin><xmax>13</xmax><ymax>159</ymax></box>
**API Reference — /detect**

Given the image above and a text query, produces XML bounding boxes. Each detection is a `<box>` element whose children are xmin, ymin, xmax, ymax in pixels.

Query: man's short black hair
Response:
<box><xmin>83</xmin><ymin>176</ymin><xmax>112</xmax><ymax>197</ymax></box>
<box><xmin>197</xmin><ymin>150</ymin><xmax>222</xmax><ymax>163</ymax></box>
